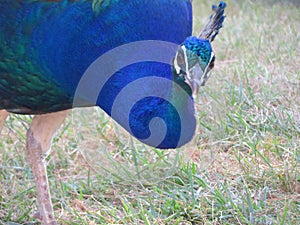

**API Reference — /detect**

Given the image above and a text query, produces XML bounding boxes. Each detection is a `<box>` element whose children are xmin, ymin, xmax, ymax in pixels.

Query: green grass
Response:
<box><xmin>1</xmin><ymin>0</ymin><xmax>300</xmax><ymax>224</ymax></box>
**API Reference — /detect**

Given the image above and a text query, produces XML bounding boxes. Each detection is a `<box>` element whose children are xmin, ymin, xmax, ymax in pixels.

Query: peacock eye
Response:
<box><xmin>178</xmin><ymin>75</ymin><xmax>185</xmax><ymax>81</ymax></box>
<box><xmin>178</xmin><ymin>70</ymin><xmax>187</xmax><ymax>80</ymax></box>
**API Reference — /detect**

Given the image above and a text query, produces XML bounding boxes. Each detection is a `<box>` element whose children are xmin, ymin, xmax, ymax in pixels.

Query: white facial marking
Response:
<box><xmin>181</xmin><ymin>45</ymin><xmax>190</xmax><ymax>79</ymax></box>
<box><xmin>174</xmin><ymin>51</ymin><xmax>181</xmax><ymax>74</ymax></box>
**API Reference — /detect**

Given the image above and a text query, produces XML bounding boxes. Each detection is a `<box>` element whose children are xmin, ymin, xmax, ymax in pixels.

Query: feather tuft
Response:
<box><xmin>198</xmin><ymin>1</ymin><xmax>226</xmax><ymax>42</ymax></box>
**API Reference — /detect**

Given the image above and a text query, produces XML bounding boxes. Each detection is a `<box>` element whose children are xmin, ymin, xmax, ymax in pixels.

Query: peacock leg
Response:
<box><xmin>0</xmin><ymin>110</ymin><xmax>9</xmax><ymax>133</ymax></box>
<box><xmin>26</xmin><ymin>110</ymin><xmax>70</xmax><ymax>225</ymax></box>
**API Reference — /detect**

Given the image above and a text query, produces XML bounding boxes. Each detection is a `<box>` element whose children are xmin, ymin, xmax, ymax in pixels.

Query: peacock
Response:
<box><xmin>0</xmin><ymin>0</ymin><xmax>226</xmax><ymax>224</ymax></box>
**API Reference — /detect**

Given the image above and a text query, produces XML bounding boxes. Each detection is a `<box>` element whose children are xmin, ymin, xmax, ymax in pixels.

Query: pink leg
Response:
<box><xmin>26</xmin><ymin>110</ymin><xmax>70</xmax><ymax>225</ymax></box>
<box><xmin>0</xmin><ymin>110</ymin><xmax>9</xmax><ymax>133</ymax></box>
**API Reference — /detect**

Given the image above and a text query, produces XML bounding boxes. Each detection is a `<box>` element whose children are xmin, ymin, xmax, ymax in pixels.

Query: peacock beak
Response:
<box><xmin>185</xmin><ymin>63</ymin><xmax>202</xmax><ymax>99</ymax></box>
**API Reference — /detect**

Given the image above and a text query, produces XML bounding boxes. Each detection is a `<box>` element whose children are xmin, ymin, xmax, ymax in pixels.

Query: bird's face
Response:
<box><xmin>173</xmin><ymin>36</ymin><xmax>215</xmax><ymax>98</ymax></box>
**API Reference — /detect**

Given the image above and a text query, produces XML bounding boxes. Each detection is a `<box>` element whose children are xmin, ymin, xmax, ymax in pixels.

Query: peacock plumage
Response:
<box><xmin>0</xmin><ymin>0</ymin><xmax>226</xmax><ymax>224</ymax></box>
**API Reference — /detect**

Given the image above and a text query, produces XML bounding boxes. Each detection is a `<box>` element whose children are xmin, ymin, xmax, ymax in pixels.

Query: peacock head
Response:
<box><xmin>173</xmin><ymin>36</ymin><xmax>215</xmax><ymax>98</ymax></box>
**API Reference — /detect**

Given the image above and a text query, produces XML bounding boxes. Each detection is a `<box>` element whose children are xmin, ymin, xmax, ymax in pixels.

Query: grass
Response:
<box><xmin>1</xmin><ymin>0</ymin><xmax>300</xmax><ymax>224</ymax></box>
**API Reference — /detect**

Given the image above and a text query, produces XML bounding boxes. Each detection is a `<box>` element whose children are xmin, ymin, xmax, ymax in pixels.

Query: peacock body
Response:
<box><xmin>0</xmin><ymin>1</ymin><xmax>226</xmax><ymax>223</ymax></box>
<box><xmin>0</xmin><ymin>0</ymin><xmax>196</xmax><ymax>148</ymax></box>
